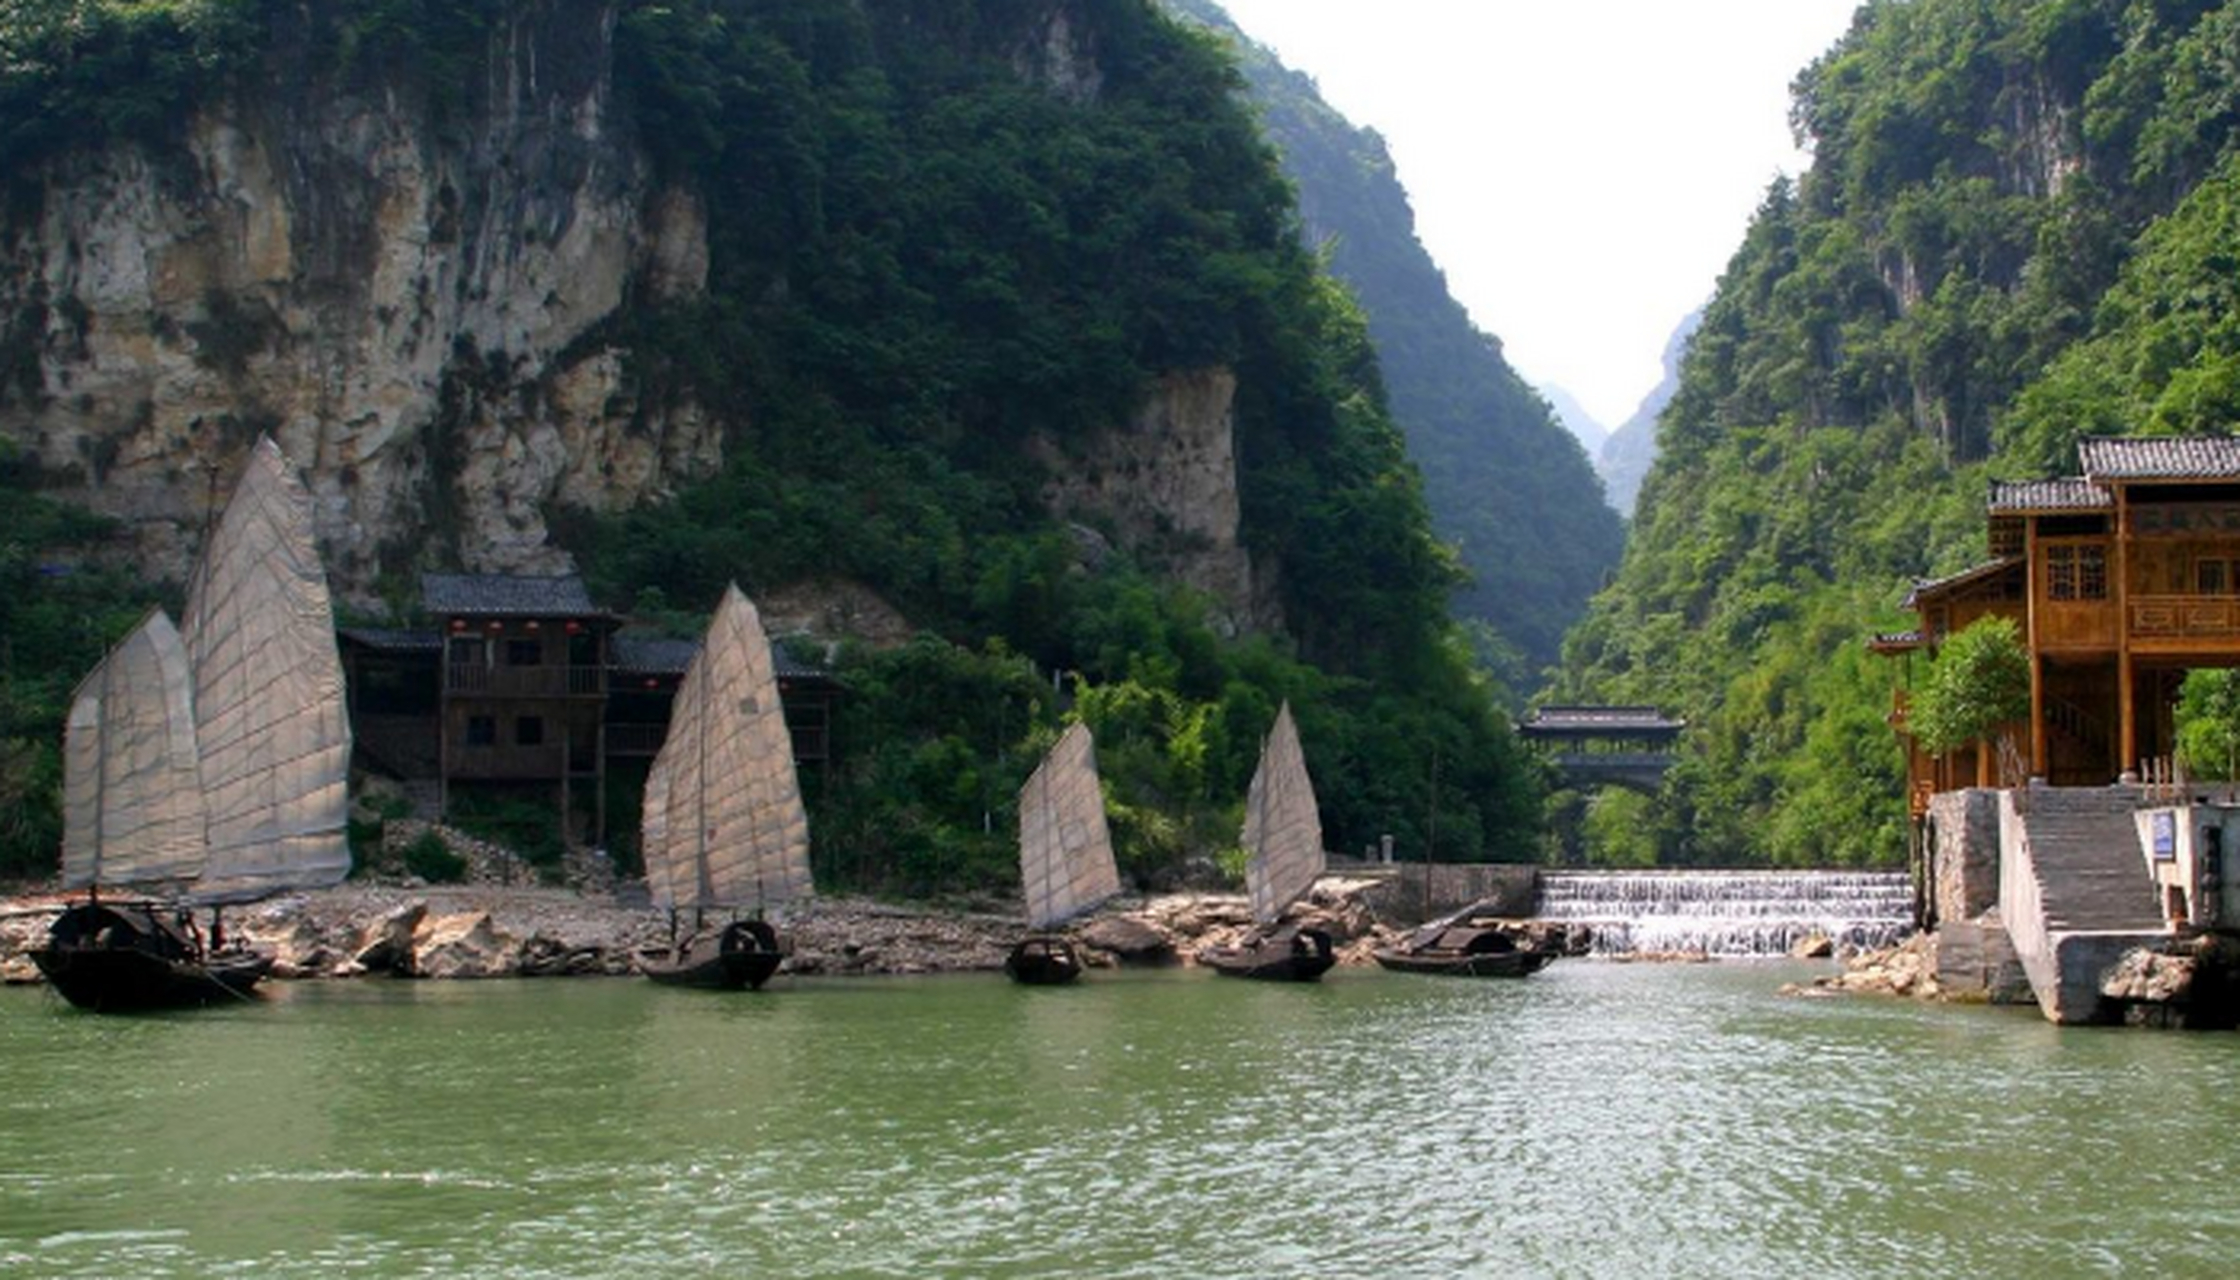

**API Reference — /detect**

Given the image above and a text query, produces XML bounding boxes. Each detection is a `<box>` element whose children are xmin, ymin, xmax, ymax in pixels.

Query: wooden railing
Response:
<box><xmin>445</xmin><ymin>664</ymin><xmax>605</xmax><ymax>697</ymax></box>
<box><xmin>2130</xmin><ymin>595</ymin><xmax>2240</xmax><ymax>640</ymax></box>
<box><xmin>605</xmin><ymin>723</ymin><xmax>669</xmax><ymax>757</ymax></box>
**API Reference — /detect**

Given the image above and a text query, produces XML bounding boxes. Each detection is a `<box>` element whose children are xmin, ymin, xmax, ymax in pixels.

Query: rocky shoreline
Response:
<box><xmin>0</xmin><ymin>874</ymin><xmax>1525</xmax><ymax>986</ymax></box>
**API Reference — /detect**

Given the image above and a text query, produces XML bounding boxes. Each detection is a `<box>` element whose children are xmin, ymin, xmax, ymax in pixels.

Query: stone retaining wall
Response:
<box><xmin>1926</xmin><ymin>789</ymin><xmax>2001</xmax><ymax>925</ymax></box>
<box><xmin>1363</xmin><ymin>863</ymin><xmax>1538</xmax><ymax>925</ymax></box>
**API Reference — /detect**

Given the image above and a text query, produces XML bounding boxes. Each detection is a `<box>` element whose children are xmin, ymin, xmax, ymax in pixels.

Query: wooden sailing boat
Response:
<box><xmin>1370</xmin><ymin>916</ymin><xmax>1557</xmax><ymax>978</ymax></box>
<box><xmin>1199</xmin><ymin>702</ymin><xmax>1336</xmax><ymax>981</ymax></box>
<box><xmin>32</xmin><ymin>437</ymin><xmax>354</xmax><ymax>1011</ymax></box>
<box><xmin>636</xmin><ymin>584</ymin><xmax>812</xmax><ymax>990</ymax></box>
<box><xmin>1005</xmin><ymin>721</ymin><xmax>1121</xmax><ymax>985</ymax></box>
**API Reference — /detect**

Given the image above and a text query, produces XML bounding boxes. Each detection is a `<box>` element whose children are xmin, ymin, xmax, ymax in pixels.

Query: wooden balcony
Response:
<box><xmin>446</xmin><ymin>664</ymin><xmax>605</xmax><ymax>697</ymax></box>
<box><xmin>2129</xmin><ymin>595</ymin><xmax>2240</xmax><ymax>645</ymax></box>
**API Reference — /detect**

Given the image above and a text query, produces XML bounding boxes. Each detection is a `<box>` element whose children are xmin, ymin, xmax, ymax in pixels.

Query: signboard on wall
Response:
<box><xmin>2151</xmin><ymin>811</ymin><xmax>2177</xmax><ymax>862</ymax></box>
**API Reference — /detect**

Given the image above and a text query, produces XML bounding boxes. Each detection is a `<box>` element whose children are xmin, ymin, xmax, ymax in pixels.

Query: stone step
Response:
<box><xmin>2016</xmin><ymin>798</ymin><xmax>2163</xmax><ymax>933</ymax></box>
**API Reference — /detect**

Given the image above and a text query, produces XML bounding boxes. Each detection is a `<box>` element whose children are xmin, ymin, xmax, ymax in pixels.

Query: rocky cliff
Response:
<box><xmin>0</xmin><ymin>0</ymin><xmax>1267</xmax><ymax>628</ymax></box>
<box><xmin>0</xmin><ymin>3</ymin><xmax>731</xmax><ymax>599</ymax></box>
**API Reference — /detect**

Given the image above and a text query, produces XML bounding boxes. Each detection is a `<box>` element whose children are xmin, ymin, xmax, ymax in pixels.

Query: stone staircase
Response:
<box><xmin>2004</xmin><ymin>786</ymin><xmax>2169</xmax><ymax>1022</ymax></box>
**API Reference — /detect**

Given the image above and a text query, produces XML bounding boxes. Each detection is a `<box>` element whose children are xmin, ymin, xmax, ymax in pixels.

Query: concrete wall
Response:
<box><xmin>2133</xmin><ymin>803</ymin><xmax>2240</xmax><ymax>930</ymax></box>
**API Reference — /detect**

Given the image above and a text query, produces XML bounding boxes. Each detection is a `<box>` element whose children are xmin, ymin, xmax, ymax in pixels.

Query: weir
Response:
<box><xmin>1536</xmin><ymin>869</ymin><xmax>1915</xmax><ymax>957</ymax></box>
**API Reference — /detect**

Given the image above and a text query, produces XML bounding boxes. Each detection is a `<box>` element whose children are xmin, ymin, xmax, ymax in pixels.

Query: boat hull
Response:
<box><xmin>1005</xmin><ymin>936</ymin><xmax>1084</xmax><ymax>985</ymax></box>
<box><xmin>1200</xmin><ymin>926</ymin><xmax>1336</xmax><ymax>982</ymax></box>
<box><xmin>31</xmin><ymin>903</ymin><xmax>271</xmax><ymax>1013</ymax></box>
<box><xmin>1371</xmin><ymin>947</ymin><xmax>1552</xmax><ymax>978</ymax></box>
<box><xmin>1371</xmin><ymin>925</ymin><xmax>1555</xmax><ymax>978</ymax></box>
<box><xmin>639</xmin><ymin>920</ymin><xmax>784</xmax><ymax>991</ymax></box>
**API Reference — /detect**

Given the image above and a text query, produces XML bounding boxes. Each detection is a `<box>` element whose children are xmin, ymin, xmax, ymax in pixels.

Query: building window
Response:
<box><xmin>517</xmin><ymin>715</ymin><xmax>545</xmax><ymax>746</ymax></box>
<box><xmin>2199</xmin><ymin>559</ymin><xmax>2230</xmax><ymax>595</ymax></box>
<box><xmin>506</xmin><ymin>638</ymin><xmax>543</xmax><ymax>666</ymax></box>
<box><xmin>466</xmin><ymin>715</ymin><xmax>497</xmax><ymax>746</ymax></box>
<box><xmin>2048</xmin><ymin>545</ymin><xmax>2108</xmax><ymax>601</ymax></box>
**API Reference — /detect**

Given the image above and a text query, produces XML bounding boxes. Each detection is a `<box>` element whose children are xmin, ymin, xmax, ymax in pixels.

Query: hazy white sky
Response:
<box><xmin>1215</xmin><ymin>1</ymin><xmax>1863</xmax><ymax>428</ymax></box>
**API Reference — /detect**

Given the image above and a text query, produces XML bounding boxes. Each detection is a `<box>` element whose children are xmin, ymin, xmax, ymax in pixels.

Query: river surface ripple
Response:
<box><xmin>3</xmin><ymin>962</ymin><xmax>2235</xmax><ymax>1278</ymax></box>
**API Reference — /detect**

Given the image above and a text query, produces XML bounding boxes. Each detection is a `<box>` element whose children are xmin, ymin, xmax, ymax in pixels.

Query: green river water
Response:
<box><xmin>1</xmin><ymin>962</ymin><xmax>2235</xmax><ymax>1278</ymax></box>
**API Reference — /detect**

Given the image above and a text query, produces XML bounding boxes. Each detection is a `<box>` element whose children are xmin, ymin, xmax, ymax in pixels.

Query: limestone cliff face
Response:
<box><xmin>0</xmin><ymin>0</ymin><xmax>1268</xmax><ymax>639</ymax></box>
<box><xmin>1033</xmin><ymin>369</ymin><xmax>1279</xmax><ymax>636</ymax></box>
<box><xmin>0</xmin><ymin>3</ymin><xmax>720</xmax><ymax>599</ymax></box>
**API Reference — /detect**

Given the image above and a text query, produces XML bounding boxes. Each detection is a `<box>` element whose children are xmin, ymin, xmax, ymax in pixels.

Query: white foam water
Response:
<box><xmin>1537</xmin><ymin>869</ymin><xmax>1915</xmax><ymax>956</ymax></box>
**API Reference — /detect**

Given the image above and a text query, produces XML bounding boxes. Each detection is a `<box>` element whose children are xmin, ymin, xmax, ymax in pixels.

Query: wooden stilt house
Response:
<box><xmin>1880</xmin><ymin>436</ymin><xmax>2240</xmax><ymax>804</ymax></box>
<box><xmin>339</xmin><ymin>574</ymin><xmax>837</xmax><ymax>851</ymax></box>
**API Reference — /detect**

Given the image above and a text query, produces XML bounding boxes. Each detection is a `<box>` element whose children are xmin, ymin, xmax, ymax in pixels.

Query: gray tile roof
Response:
<box><xmin>1518</xmin><ymin>705</ymin><xmax>1685</xmax><ymax>735</ymax></box>
<box><xmin>611</xmin><ymin>632</ymin><xmax>832</xmax><ymax>681</ymax></box>
<box><xmin>338</xmin><ymin>627</ymin><xmax>443</xmax><ymax>653</ymax></box>
<box><xmin>2079</xmin><ymin>435</ymin><xmax>2240</xmax><ymax>481</ymax></box>
<box><xmin>1902</xmin><ymin>557</ymin><xmax>2022</xmax><ymax>608</ymax></box>
<box><xmin>421</xmin><ymin>573</ymin><xmax>600</xmax><ymax>617</ymax></box>
<box><xmin>609</xmin><ymin>635</ymin><xmax>699</xmax><ymax>676</ymax></box>
<box><xmin>1988</xmin><ymin>478</ymin><xmax>2110</xmax><ymax>512</ymax></box>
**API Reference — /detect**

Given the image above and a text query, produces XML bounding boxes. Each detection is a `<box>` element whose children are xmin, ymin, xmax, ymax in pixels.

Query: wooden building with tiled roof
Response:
<box><xmin>1882</xmin><ymin>436</ymin><xmax>2240</xmax><ymax>803</ymax></box>
<box><xmin>339</xmin><ymin>574</ymin><xmax>835</xmax><ymax>853</ymax></box>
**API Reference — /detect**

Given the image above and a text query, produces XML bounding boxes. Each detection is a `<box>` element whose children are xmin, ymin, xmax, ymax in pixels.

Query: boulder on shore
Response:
<box><xmin>408</xmin><ymin>912</ymin><xmax>518</xmax><ymax>980</ymax></box>
<box><xmin>1077</xmin><ymin>916</ymin><xmax>1177</xmax><ymax>966</ymax></box>
<box><xmin>2100</xmin><ymin>934</ymin><xmax>2240</xmax><ymax>1029</ymax></box>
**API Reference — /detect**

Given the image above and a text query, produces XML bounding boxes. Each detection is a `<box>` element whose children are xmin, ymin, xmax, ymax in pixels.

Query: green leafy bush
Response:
<box><xmin>401</xmin><ymin>830</ymin><xmax>468</xmax><ymax>884</ymax></box>
<box><xmin>1908</xmin><ymin>618</ymin><xmax>2031</xmax><ymax>757</ymax></box>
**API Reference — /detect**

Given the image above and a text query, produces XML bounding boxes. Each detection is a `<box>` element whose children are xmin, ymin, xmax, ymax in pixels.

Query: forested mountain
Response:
<box><xmin>1165</xmin><ymin>0</ymin><xmax>1626</xmax><ymax>678</ymax></box>
<box><xmin>1596</xmin><ymin>311</ymin><xmax>1698</xmax><ymax>520</ymax></box>
<box><xmin>0</xmin><ymin>0</ymin><xmax>1540</xmax><ymax>884</ymax></box>
<box><xmin>1556</xmin><ymin>0</ymin><xmax>2240</xmax><ymax>867</ymax></box>
<box><xmin>1540</xmin><ymin>385</ymin><xmax>1609</xmax><ymax>453</ymax></box>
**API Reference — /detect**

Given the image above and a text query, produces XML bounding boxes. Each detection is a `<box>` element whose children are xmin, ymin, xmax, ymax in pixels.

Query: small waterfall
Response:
<box><xmin>1536</xmin><ymin>869</ymin><xmax>1915</xmax><ymax>958</ymax></box>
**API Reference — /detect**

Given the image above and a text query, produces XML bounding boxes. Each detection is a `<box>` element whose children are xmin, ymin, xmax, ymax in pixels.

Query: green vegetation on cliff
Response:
<box><xmin>590</xmin><ymin>0</ymin><xmax>1538</xmax><ymax>892</ymax></box>
<box><xmin>1164</xmin><ymin>0</ymin><xmax>1626</xmax><ymax>680</ymax></box>
<box><xmin>0</xmin><ymin>0</ymin><xmax>1541</xmax><ymax>887</ymax></box>
<box><xmin>1557</xmin><ymin>0</ymin><xmax>2240</xmax><ymax>867</ymax></box>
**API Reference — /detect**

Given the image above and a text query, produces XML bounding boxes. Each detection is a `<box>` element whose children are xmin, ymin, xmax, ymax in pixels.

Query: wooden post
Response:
<box><xmin>560</xmin><ymin>722</ymin><xmax>572</xmax><ymax>850</ymax></box>
<box><xmin>2026</xmin><ymin>513</ymin><xmax>2047</xmax><ymax>780</ymax></box>
<box><xmin>2117</xmin><ymin>483</ymin><xmax>2136</xmax><ymax>777</ymax></box>
<box><xmin>438</xmin><ymin>635</ymin><xmax>451</xmax><ymax>824</ymax></box>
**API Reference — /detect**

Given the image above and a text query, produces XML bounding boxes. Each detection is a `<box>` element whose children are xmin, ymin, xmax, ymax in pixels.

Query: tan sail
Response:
<box><xmin>179</xmin><ymin>437</ymin><xmax>353</xmax><ymax>901</ymax></box>
<box><xmin>60</xmin><ymin>609</ymin><xmax>206</xmax><ymax>892</ymax></box>
<box><xmin>639</xmin><ymin>750</ymin><xmax>681</xmax><ymax>908</ymax></box>
<box><xmin>1242</xmin><ymin>701</ymin><xmax>1323</xmax><ymax>926</ymax></box>
<box><xmin>1018</xmin><ymin>721</ymin><xmax>1121</xmax><ymax>931</ymax></box>
<box><xmin>642</xmin><ymin>584</ymin><xmax>813</xmax><ymax>914</ymax></box>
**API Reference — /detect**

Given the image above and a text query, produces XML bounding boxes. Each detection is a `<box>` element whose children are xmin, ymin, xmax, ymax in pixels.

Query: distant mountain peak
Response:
<box><xmin>1537</xmin><ymin>384</ymin><xmax>1609</xmax><ymax>452</ymax></box>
